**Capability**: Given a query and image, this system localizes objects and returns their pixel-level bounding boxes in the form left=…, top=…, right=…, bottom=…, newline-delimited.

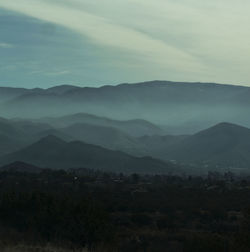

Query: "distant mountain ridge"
left=0, top=135, right=176, bottom=174
left=1, top=81, right=250, bottom=134
left=158, top=122, right=250, bottom=171
left=1, top=114, right=250, bottom=173
left=0, top=115, right=161, bottom=157
left=1, top=80, right=250, bottom=173
left=38, top=113, right=163, bottom=136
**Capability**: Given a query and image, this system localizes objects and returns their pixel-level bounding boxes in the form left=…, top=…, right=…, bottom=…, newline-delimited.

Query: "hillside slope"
left=165, top=123, right=250, bottom=169
left=0, top=135, right=176, bottom=174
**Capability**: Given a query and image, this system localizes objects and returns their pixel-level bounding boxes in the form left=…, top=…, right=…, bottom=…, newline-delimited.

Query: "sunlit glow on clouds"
left=0, top=0, right=250, bottom=87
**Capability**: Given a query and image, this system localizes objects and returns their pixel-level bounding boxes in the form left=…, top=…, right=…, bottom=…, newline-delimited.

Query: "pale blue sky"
left=0, top=0, right=250, bottom=88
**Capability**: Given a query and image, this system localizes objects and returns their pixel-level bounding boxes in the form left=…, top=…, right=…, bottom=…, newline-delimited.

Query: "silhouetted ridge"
left=40, top=113, right=163, bottom=137
left=0, top=135, right=176, bottom=174
left=46, top=85, right=81, bottom=94
left=195, top=122, right=250, bottom=138
left=164, top=122, right=250, bottom=169
left=0, top=161, right=41, bottom=173
left=2, top=81, right=250, bottom=135
left=35, top=135, right=66, bottom=145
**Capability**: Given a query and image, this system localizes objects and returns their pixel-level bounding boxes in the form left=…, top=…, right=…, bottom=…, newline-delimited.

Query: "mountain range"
left=0, top=114, right=161, bottom=156
left=35, top=113, right=163, bottom=137
left=0, top=113, right=250, bottom=173
left=143, top=122, right=250, bottom=172
left=1, top=81, right=250, bottom=134
left=1, top=81, right=250, bottom=173
left=0, top=135, right=175, bottom=174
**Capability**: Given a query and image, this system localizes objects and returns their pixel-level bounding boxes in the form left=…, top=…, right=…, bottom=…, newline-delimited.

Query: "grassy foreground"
left=0, top=244, right=89, bottom=252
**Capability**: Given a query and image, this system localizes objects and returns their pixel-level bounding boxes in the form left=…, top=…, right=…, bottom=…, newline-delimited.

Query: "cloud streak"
left=1, top=0, right=250, bottom=86
left=0, top=0, right=204, bottom=73
left=0, top=42, right=14, bottom=48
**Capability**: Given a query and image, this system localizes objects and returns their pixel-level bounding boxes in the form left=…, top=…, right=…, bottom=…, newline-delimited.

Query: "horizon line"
left=0, top=79, right=250, bottom=90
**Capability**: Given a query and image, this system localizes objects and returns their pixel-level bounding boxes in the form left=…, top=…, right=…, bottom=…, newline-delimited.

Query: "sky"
left=0, top=0, right=250, bottom=88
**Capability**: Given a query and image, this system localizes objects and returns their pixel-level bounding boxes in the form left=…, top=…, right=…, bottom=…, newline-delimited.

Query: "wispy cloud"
left=0, top=0, right=204, bottom=74
left=30, top=69, right=70, bottom=76
left=0, top=42, right=14, bottom=48
left=45, top=70, right=71, bottom=76
left=1, top=0, right=250, bottom=86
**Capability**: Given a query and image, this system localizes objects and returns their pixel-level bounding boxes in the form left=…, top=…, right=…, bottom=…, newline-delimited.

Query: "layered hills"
left=0, top=135, right=174, bottom=174
left=1, top=81, right=250, bottom=173
left=0, top=114, right=250, bottom=173
left=165, top=123, right=250, bottom=169
left=1, top=81, right=250, bottom=133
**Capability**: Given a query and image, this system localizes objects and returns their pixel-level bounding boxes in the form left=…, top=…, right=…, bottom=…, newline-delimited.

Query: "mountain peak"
left=36, top=135, right=66, bottom=145
left=203, top=122, right=250, bottom=132
left=46, top=85, right=81, bottom=94
left=196, top=122, right=250, bottom=137
left=214, top=122, right=242, bottom=128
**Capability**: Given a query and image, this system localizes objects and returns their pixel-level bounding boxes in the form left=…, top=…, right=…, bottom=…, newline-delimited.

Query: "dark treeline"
left=1, top=169, right=250, bottom=251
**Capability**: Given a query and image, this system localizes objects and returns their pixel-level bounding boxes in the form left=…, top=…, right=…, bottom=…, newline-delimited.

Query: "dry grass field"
left=0, top=245, right=89, bottom=252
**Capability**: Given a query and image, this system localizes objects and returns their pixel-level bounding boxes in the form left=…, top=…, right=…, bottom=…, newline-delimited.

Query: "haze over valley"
left=0, top=81, right=250, bottom=174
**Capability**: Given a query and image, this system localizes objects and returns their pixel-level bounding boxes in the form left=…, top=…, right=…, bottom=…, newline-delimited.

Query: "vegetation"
left=1, top=169, right=250, bottom=251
